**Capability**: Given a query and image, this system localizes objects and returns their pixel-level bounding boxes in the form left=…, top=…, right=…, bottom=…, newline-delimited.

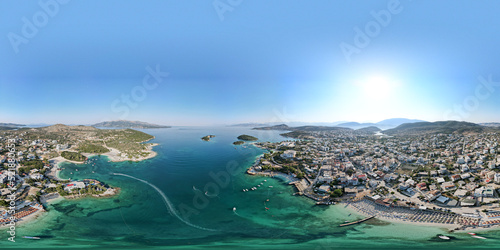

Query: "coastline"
left=82, top=143, right=159, bottom=162
left=342, top=198, right=500, bottom=233
left=343, top=201, right=457, bottom=231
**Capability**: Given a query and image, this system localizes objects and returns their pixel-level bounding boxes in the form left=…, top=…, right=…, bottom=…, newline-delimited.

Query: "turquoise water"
left=2, top=127, right=500, bottom=249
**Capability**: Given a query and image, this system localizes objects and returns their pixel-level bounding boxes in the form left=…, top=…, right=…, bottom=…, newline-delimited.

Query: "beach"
left=342, top=197, right=499, bottom=232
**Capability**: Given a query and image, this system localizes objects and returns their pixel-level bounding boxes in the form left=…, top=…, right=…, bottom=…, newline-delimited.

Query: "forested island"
left=237, top=134, right=258, bottom=141
left=233, top=141, right=245, bottom=145
left=201, top=135, right=216, bottom=141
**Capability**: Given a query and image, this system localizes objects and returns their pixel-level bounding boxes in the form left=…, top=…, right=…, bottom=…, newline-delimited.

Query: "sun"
left=359, top=75, right=397, bottom=99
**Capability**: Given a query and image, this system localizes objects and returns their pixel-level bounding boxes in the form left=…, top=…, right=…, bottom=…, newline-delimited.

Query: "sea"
left=2, top=127, right=500, bottom=249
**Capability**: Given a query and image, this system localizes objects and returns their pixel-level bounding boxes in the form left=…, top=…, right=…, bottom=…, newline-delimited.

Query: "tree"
left=330, top=189, right=343, bottom=198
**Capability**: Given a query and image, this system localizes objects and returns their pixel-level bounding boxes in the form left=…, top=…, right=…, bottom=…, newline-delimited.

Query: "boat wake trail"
left=113, top=173, right=218, bottom=232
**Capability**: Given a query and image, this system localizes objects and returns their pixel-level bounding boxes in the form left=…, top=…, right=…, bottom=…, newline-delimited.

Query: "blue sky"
left=1, top=0, right=500, bottom=126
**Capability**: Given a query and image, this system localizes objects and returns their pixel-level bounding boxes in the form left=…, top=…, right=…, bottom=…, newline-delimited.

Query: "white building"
left=281, top=150, right=296, bottom=159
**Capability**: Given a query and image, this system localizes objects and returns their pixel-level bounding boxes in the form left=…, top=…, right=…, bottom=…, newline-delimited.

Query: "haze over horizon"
left=1, top=0, right=500, bottom=126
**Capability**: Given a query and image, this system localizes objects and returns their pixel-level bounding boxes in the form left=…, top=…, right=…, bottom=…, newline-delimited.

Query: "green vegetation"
left=98, top=129, right=154, bottom=158
left=233, top=141, right=245, bottom=145
left=0, top=200, right=9, bottom=207
left=61, top=151, right=86, bottom=162
left=201, top=135, right=215, bottom=141
left=78, top=143, right=110, bottom=153
left=330, top=189, right=343, bottom=198
left=237, top=134, right=258, bottom=141
left=18, top=159, right=46, bottom=174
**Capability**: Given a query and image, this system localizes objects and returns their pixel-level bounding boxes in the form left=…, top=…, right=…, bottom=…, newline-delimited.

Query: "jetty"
left=339, top=216, right=375, bottom=227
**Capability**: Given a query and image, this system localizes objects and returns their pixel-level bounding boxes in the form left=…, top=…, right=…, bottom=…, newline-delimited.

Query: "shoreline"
left=82, top=143, right=159, bottom=163
left=342, top=198, right=500, bottom=233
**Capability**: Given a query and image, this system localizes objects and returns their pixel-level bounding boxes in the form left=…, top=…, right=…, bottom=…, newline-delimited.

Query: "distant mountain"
left=337, top=122, right=377, bottom=129
left=253, top=124, right=291, bottom=130
left=0, top=122, right=25, bottom=128
left=253, top=124, right=352, bottom=132
left=376, top=118, right=427, bottom=129
left=383, top=121, right=487, bottom=136
left=356, top=126, right=382, bottom=133
left=229, top=123, right=272, bottom=127
left=480, top=122, right=500, bottom=127
left=335, top=118, right=426, bottom=130
left=92, top=120, right=170, bottom=129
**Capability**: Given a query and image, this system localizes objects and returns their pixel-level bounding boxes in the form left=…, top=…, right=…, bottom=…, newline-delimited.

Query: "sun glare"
left=359, top=75, right=397, bottom=99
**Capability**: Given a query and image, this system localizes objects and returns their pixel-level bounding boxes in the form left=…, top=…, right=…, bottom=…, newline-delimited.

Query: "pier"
left=339, top=216, right=375, bottom=227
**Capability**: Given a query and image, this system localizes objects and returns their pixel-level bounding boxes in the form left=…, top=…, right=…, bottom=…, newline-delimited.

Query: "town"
left=0, top=124, right=156, bottom=227
left=248, top=127, right=500, bottom=231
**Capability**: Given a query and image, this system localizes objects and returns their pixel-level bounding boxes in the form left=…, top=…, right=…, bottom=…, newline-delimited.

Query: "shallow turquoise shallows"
left=2, top=127, right=500, bottom=249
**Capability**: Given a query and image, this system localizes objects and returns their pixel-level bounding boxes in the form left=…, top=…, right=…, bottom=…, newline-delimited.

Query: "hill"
left=480, top=122, right=500, bottom=127
left=237, top=135, right=258, bottom=141
left=376, top=118, right=427, bottom=129
left=383, top=121, right=487, bottom=136
left=253, top=124, right=351, bottom=132
left=92, top=120, right=170, bottom=129
left=252, top=124, right=290, bottom=130
left=0, top=122, right=25, bottom=128
left=337, top=122, right=377, bottom=129
left=356, top=126, right=382, bottom=133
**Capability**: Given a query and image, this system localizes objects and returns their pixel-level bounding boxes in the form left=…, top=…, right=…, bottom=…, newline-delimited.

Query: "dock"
left=339, top=216, right=375, bottom=227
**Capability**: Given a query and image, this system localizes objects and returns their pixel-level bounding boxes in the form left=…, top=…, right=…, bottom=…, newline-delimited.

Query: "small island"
left=233, top=141, right=245, bottom=145
left=237, top=134, right=258, bottom=141
left=201, top=135, right=216, bottom=141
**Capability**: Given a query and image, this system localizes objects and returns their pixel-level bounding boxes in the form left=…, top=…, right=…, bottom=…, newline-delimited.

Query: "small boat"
left=348, top=214, right=352, bottom=217
left=264, top=180, right=267, bottom=182
left=269, top=186, right=273, bottom=188
left=472, top=235, right=487, bottom=239
left=468, top=233, right=476, bottom=235
left=438, top=235, right=450, bottom=240
left=233, top=207, right=236, bottom=211
left=344, top=221, right=349, bottom=223
left=23, top=236, right=40, bottom=240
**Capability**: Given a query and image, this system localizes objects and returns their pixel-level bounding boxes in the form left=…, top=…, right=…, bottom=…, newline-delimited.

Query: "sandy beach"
left=81, top=143, right=159, bottom=162
left=344, top=198, right=471, bottom=231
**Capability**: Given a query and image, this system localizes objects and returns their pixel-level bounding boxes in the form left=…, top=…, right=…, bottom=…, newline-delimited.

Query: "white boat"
left=233, top=207, right=236, bottom=211
left=472, top=235, right=487, bottom=239
left=269, top=186, right=273, bottom=188
left=23, top=236, right=40, bottom=240
left=438, top=236, right=450, bottom=240
left=468, top=233, right=476, bottom=235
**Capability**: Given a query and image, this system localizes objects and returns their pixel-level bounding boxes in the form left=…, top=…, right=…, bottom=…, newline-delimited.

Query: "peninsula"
left=0, top=124, right=159, bottom=227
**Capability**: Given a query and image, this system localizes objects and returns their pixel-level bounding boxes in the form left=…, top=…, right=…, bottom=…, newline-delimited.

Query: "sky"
left=1, top=0, right=500, bottom=126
